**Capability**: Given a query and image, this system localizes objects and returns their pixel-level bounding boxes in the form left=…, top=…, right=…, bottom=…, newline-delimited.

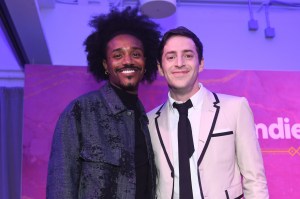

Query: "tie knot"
left=173, top=99, right=193, bottom=115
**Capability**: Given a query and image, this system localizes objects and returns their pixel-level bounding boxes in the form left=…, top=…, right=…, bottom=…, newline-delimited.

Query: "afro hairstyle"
left=84, top=6, right=161, bottom=83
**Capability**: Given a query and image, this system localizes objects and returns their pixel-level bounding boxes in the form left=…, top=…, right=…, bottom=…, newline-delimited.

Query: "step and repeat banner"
left=22, top=65, right=300, bottom=198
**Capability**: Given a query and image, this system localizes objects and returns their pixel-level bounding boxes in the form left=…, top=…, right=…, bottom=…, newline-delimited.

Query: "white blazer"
left=147, top=87, right=269, bottom=199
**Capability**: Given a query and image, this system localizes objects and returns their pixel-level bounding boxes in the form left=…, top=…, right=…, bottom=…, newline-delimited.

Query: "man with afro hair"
left=47, top=7, right=161, bottom=199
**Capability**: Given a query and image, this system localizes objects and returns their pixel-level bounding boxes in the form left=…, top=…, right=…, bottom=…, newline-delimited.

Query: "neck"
left=169, top=84, right=200, bottom=102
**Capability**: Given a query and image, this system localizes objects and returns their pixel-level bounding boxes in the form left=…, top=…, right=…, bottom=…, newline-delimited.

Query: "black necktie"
left=173, top=99, right=194, bottom=199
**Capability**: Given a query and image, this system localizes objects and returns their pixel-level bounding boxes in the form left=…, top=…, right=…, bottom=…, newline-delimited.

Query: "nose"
left=176, top=56, right=184, bottom=67
left=123, top=54, right=133, bottom=65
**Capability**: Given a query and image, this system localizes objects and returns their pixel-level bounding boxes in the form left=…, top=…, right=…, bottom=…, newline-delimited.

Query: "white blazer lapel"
left=155, top=103, right=174, bottom=167
left=197, top=89, right=220, bottom=164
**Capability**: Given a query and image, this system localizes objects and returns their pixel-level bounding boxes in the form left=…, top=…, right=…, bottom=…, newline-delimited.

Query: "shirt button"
left=127, top=111, right=132, bottom=116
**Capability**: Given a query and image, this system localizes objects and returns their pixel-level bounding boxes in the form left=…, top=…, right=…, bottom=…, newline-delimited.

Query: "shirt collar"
left=168, top=83, right=205, bottom=111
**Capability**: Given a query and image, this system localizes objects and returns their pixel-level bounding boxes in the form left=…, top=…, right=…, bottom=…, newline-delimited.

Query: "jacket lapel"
left=155, top=103, right=174, bottom=168
left=197, top=89, right=220, bottom=165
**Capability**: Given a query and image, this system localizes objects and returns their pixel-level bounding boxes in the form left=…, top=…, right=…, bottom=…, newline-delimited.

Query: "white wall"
left=158, top=4, right=300, bottom=71
left=40, top=3, right=300, bottom=71
left=39, top=4, right=111, bottom=67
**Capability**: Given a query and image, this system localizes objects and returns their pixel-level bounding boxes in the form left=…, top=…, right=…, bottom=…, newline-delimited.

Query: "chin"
left=170, top=84, right=191, bottom=92
left=171, top=82, right=187, bottom=89
left=121, top=82, right=138, bottom=92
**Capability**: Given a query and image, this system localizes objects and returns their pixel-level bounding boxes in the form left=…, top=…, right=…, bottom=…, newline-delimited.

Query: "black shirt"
left=111, top=85, right=150, bottom=199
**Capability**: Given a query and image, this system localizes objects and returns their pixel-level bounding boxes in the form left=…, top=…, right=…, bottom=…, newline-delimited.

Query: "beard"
left=118, top=64, right=143, bottom=92
left=108, top=64, right=144, bottom=93
left=119, top=79, right=138, bottom=92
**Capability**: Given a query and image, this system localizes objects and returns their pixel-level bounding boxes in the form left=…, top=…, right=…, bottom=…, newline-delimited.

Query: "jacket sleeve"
left=235, top=98, right=269, bottom=199
left=46, top=104, right=82, bottom=198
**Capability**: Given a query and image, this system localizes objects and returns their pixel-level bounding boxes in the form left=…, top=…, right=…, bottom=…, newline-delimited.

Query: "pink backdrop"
left=23, top=64, right=300, bottom=198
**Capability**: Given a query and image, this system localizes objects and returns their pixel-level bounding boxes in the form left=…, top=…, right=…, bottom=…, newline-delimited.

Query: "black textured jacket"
left=46, top=82, right=156, bottom=199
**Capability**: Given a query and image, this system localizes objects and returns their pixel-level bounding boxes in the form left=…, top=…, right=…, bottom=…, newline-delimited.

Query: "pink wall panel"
left=22, top=65, right=300, bottom=198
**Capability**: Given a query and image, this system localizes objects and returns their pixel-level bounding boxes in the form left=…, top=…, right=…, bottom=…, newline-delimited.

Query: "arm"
left=46, top=104, right=82, bottom=198
left=235, top=98, right=269, bottom=199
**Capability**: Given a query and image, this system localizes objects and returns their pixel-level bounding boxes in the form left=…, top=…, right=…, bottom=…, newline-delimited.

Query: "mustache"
left=115, top=64, right=142, bottom=72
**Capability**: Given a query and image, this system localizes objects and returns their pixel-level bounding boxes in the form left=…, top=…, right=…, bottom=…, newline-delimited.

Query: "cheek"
left=106, top=60, right=120, bottom=71
left=161, top=62, right=172, bottom=73
left=136, top=58, right=146, bottom=67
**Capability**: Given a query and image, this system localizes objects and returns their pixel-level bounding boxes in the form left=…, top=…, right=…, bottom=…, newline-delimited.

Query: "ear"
left=103, top=59, right=108, bottom=70
left=198, top=58, right=204, bottom=72
left=157, top=61, right=164, bottom=76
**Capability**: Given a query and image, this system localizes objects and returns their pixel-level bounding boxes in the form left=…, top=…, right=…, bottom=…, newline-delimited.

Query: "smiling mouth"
left=119, top=69, right=136, bottom=74
left=116, top=66, right=141, bottom=74
left=173, top=70, right=189, bottom=74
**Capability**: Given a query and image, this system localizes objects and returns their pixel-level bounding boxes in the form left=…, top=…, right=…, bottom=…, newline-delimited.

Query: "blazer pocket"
left=211, top=130, right=233, bottom=137
left=79, top=146, right=121, bottom=166
left=225, top=183, right=244, bottom=199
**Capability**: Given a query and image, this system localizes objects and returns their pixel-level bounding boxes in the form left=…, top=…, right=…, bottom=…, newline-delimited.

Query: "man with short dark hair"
left=148, top=26, right=269, bottom=199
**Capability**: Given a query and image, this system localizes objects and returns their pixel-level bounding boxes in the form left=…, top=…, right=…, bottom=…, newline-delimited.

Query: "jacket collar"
left=100, top=82, right=148, bottom=121
left=100, top=82, right=127, bottom=115
left=154, top=86, right=220, bottom=165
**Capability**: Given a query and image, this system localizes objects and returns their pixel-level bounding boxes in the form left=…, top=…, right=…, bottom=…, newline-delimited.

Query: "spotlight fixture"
left=139, top=0, right=176, bottom=18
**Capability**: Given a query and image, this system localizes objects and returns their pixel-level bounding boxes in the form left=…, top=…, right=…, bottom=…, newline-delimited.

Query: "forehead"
left=106, top=34, right=143, bottom=51
left=163, top=35, right=196, bottom=53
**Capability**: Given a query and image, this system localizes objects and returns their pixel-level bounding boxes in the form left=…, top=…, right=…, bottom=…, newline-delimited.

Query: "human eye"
left=112, top=52, right=122, bottom=59
left=166, top=54, right=176, bottom=61
left=132, top=50, right=143, bottom=58
left=184, top=53, right=194, bottom=59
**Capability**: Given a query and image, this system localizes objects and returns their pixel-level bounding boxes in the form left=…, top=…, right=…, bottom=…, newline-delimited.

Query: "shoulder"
left=71, top=90, right=101, bottom=106
left=200, top=84, right=248, bottom=105
left=60, top=90, right=102, bottom=116
left=212, top=92, right=252, bottom=115
left=201, top=86, right=245, bottom=104
left=67, top=82, right=113, bottom=106
left=215, top=93, right=247, bottom=103
left=203, top=87, right=250, bottom=111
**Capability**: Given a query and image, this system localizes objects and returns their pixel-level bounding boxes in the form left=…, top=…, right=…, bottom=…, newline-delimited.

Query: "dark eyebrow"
left=182, top=49, right=194, bottom=53
left=112, top=47, right=143, bottom=53
left=132, top=47, right=143, bottom=51
left=164, top=49, right=194, bottom=55
left=164, top=51, right=176, bottom=55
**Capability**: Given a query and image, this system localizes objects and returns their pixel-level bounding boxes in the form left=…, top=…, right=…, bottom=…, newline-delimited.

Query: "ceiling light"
left=140, top=0, right=176, bottom=18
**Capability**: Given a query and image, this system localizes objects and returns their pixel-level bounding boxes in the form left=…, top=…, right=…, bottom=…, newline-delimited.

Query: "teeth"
left=121, top=69, right=135, bottom=74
